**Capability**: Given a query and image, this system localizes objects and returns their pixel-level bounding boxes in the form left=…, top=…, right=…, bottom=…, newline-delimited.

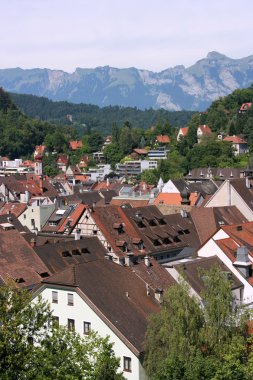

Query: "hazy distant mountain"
left=1, top=52, right=253, bottom=111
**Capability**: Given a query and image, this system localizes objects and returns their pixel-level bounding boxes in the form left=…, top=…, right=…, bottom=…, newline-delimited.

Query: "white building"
left=33, top=258, right=159, bottom=380
left=19, top=197, right=55, bottom=232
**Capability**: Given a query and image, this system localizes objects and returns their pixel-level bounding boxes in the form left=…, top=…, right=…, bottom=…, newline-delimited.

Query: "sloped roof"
left=69, top=140, right=83, bottom=150
left=223, top=135, right=247, bottom=144
left=179, top=127, right=188, bottom=136
left=197, top=125, right=212, bottom=134
left=0, top=203, right=27, bottom=218
left=190, top=206, right=247, bottom=245
left=156, top=135, right=171, bottom=143
left=0, top=228, right=50, bottom=287
left=174, top=256, right=243, bottom=295
left=41, top=258, right=160, bottom=354
left=153, top=192, right=200, bottom=206
left=35, top=236, right=106, bottom=274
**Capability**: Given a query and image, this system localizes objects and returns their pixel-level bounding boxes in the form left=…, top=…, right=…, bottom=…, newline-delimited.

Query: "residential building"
left=33, top=257, right=163, bottom=380
left=177, top=127, right=188, bottom=141
left=197, top=125, right=212, bottom=143
left=116, top=160, right=157, bottom=177
left=223, top=135, right=249, bottom=156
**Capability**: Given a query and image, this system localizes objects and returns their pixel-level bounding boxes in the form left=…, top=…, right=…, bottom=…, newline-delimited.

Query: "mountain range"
left=1, top=52, right=253, bottom=111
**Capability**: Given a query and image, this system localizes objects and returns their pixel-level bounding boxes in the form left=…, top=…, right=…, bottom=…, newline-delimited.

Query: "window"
left=31, top=218, right=35, bottom=226
left=67, top=293, right=74, bottom=306
left=23, top=214, right=26, bottom=220
left=67, top=318, right=75, bottom=331
left=52, top=291, right=58, bottom=304
left=123, top=356, right=132, bottom=372
left=52, top=316, right=59, bottom=326
left=83, top=321, right=91, bottom=334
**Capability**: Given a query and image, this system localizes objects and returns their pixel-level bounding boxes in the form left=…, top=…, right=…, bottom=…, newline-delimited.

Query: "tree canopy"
left=144, top=267, right=253, bottom=380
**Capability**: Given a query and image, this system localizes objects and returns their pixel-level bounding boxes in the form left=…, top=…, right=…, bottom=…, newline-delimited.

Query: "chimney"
left=125, top=252, right=134, bottom=267
left=30, top=238, right=36, bottom=248
left=155, top=288, right=164, bottom=303
left=25, top=190, right=30, bottom=203
left=180, top=209, right=188, bottom=218
left=75, top=228, right=81, bottom=240
left=246, top=177, right=251, bottom=189
left=144, top=255, right=150, bottom=267
left=233, top=246, right=252, bottom=278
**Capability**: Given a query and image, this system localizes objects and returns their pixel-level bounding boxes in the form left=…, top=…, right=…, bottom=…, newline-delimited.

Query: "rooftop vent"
left=236, top=225, right=243, bottom=231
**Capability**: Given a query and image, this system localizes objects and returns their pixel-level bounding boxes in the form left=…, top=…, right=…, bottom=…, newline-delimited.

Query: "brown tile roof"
left=190, top=206, right=247, bottom=244
left=131, top=256, right=176, bottom=291
left=41, top=258, right=160, bottom=354
left=35, top=236, right=107, bottom=274
left=174, top=256, right=243, bottom=295
left=110, top=199, right=149, bottom=207
left=0, top=228, right=50, bottom=287
left=133, top=148, right=148, bottom=155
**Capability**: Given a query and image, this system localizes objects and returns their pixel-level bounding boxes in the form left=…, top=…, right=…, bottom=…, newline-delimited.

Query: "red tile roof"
left=240, top=103, right=252, bottom=111
left=153, top=192, right=200, bottom=206
left=180, top=127, right=188, bottom=136
left=156, top=135, right=171, bottom=143
left=0, top=203, right=27, bottom=218
left=58, top=204, right=86, bottom=233
left=34, top=145, right=46, bottom=156
left=223, top=135, right=247, bottom=144
left=198, top=125, right=212, bottom=135
left=69, top=140, right=83, bottom=150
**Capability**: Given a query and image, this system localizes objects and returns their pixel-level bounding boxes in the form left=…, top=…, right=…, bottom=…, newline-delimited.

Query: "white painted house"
left=197, top=223, right=253, bottom=306
left=33, top=259, right=160, bottom=380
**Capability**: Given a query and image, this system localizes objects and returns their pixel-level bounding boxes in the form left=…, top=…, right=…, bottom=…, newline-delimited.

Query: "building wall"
left=36, top=286, right=147, bottom=380
left=19, top=204, right=55, bottom=231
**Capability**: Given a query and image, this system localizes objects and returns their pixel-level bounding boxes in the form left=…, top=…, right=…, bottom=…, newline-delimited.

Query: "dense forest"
left=0, top=88, right=78, bottom=159
left=1, top=85, right=253, bottom=180
left=9, top=92, right=195, bottom=135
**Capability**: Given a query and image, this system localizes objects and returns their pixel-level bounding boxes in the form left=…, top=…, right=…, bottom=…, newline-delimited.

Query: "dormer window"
left=149, top=219, right=157, bottom=226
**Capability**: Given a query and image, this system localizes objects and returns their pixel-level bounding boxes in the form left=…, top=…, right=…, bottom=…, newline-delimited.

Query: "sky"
left=1, top=0, right=253, bottom=73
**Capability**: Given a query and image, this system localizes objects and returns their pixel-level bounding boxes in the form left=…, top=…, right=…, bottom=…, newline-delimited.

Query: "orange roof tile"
left=58, top=204, right=86, bottom=232
left=69, top=140, right=83, bottom=150
left=156, top=135, right=171, bottom=143
left=223, top=135, right=247, bottom=144
left=153, top=192, right=200, bottom=206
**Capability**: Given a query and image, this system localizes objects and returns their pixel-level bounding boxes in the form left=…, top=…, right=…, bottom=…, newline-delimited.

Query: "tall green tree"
left=144, top=267, right=253, bottom=380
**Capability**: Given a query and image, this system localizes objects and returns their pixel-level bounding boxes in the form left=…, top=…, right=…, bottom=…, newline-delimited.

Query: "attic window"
left=39, top=272, right=49, bottom=278
left=149, top=219, right=157, bottom=226
left=158, top=218, right=166, bottom=225
left=72, top=249, right=81, bottom=255
left=81, top=248, right=90, bottom=254
left=163, top=237, right=172, bottom=245
left=62, top=250, right=72, bottom=257
left=153, top=239, right=162, bottom=246
left=136, top=220, right=146, bottom=228
left=15, top=277, right=25, bottom=283
left=237, top=226, right=243, bottom=231
left=173, top=236, right=181, bottom=243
